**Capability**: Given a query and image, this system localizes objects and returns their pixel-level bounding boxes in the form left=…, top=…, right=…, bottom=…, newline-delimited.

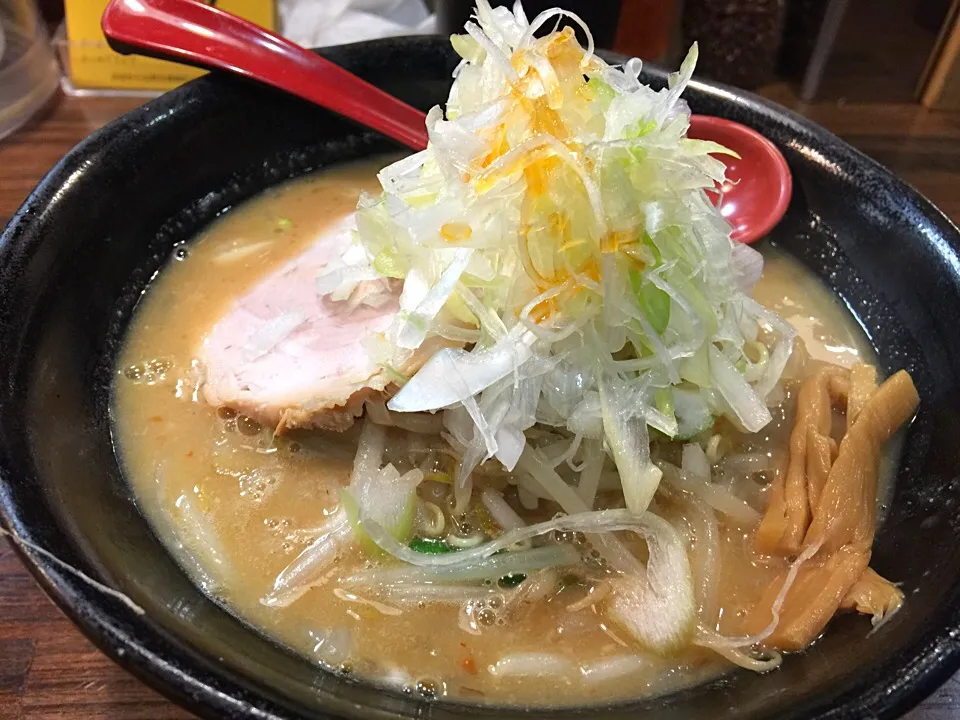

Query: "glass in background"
left=0, top=0, right=60, bottom=141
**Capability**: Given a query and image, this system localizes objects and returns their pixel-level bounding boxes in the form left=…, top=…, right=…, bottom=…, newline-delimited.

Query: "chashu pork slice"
left=199, top=214, right=400, bottom=432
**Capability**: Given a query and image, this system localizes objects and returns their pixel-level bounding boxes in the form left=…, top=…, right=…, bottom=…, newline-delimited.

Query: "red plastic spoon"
left=688, top=115, right=792, bottom=244
left=101, top=0, right=429, bottom=149
left=101, top=0, right=791, bottom=244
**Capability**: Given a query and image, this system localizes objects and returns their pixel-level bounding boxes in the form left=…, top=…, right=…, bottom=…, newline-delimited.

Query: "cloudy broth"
left=113, top=159, right=886, bottom=705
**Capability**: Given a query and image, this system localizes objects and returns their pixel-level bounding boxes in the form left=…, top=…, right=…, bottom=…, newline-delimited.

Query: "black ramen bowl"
left=1, top=37, right=959, bottom=720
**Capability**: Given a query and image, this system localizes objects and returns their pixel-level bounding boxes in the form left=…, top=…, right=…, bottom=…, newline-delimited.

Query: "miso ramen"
left=112, top=4, right=917, bottom=708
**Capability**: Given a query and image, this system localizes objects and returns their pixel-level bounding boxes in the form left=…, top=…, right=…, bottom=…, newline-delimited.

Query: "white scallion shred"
left=301, top=0, right=801, bottom=676
left=490, top=652, right=575, bottom=677
left=315, top=0, right=792, bottom=511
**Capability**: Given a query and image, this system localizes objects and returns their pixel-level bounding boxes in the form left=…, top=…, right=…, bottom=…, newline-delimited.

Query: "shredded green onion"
left=410, top=537, right=456, bottom=554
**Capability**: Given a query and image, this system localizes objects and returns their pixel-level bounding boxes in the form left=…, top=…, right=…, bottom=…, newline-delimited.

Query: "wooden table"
left=1, top=91, right=959, bottom=720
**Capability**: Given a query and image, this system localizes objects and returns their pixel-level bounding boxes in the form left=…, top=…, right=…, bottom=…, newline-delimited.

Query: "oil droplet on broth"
left=123, top=357, right=173, bottom=384
left=217, top=406, right=237, bottom=420
left=236, top=415, right=261, bottom=436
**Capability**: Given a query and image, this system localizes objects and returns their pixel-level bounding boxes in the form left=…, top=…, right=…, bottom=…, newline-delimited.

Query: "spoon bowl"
left=688, top=114, right=794, bottom=244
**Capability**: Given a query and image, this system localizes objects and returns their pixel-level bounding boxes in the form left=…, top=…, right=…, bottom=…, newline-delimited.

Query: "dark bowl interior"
left=2, top=37, right=960, bottom=720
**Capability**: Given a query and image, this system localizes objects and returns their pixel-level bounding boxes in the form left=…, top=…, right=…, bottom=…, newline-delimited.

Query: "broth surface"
left=113, top=159, right=887, bottom=705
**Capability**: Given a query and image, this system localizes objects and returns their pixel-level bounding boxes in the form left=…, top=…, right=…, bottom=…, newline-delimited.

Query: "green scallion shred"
left=655, top=387, right=674, bottom=418
left=373, top=249, right=405, bottom=279
left=586, top=77, right=615, bottom=102
left=409, top=537, right=456, bottom=554
left=629, top=268, right=671, bottom=334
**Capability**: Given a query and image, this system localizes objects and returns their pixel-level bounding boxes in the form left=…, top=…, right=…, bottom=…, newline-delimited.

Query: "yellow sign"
left=64, top=1, right=277, bottom=91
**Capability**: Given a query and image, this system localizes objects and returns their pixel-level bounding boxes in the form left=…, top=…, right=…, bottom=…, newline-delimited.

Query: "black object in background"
left=36, top=0, right=65, bottom=29
left=681, top=0, right=787, bottom=90
left=916, top=0, right=954, bottom=31
left=435, top=0, right=624, bottom=49
left=779, top=0, right=832, bottom=81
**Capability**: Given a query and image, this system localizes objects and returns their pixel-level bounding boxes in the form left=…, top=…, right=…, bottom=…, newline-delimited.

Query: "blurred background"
left=1, top=2, right=959, bottom=718
left=5, top=0, right=958, bottom=127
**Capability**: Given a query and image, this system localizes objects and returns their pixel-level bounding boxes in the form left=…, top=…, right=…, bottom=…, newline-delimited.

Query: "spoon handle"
left=101, top=0, right=430, bottom=151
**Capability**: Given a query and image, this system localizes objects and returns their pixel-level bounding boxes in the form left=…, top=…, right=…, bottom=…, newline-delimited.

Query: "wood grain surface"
left=1, top=89, right=959, bottom=720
